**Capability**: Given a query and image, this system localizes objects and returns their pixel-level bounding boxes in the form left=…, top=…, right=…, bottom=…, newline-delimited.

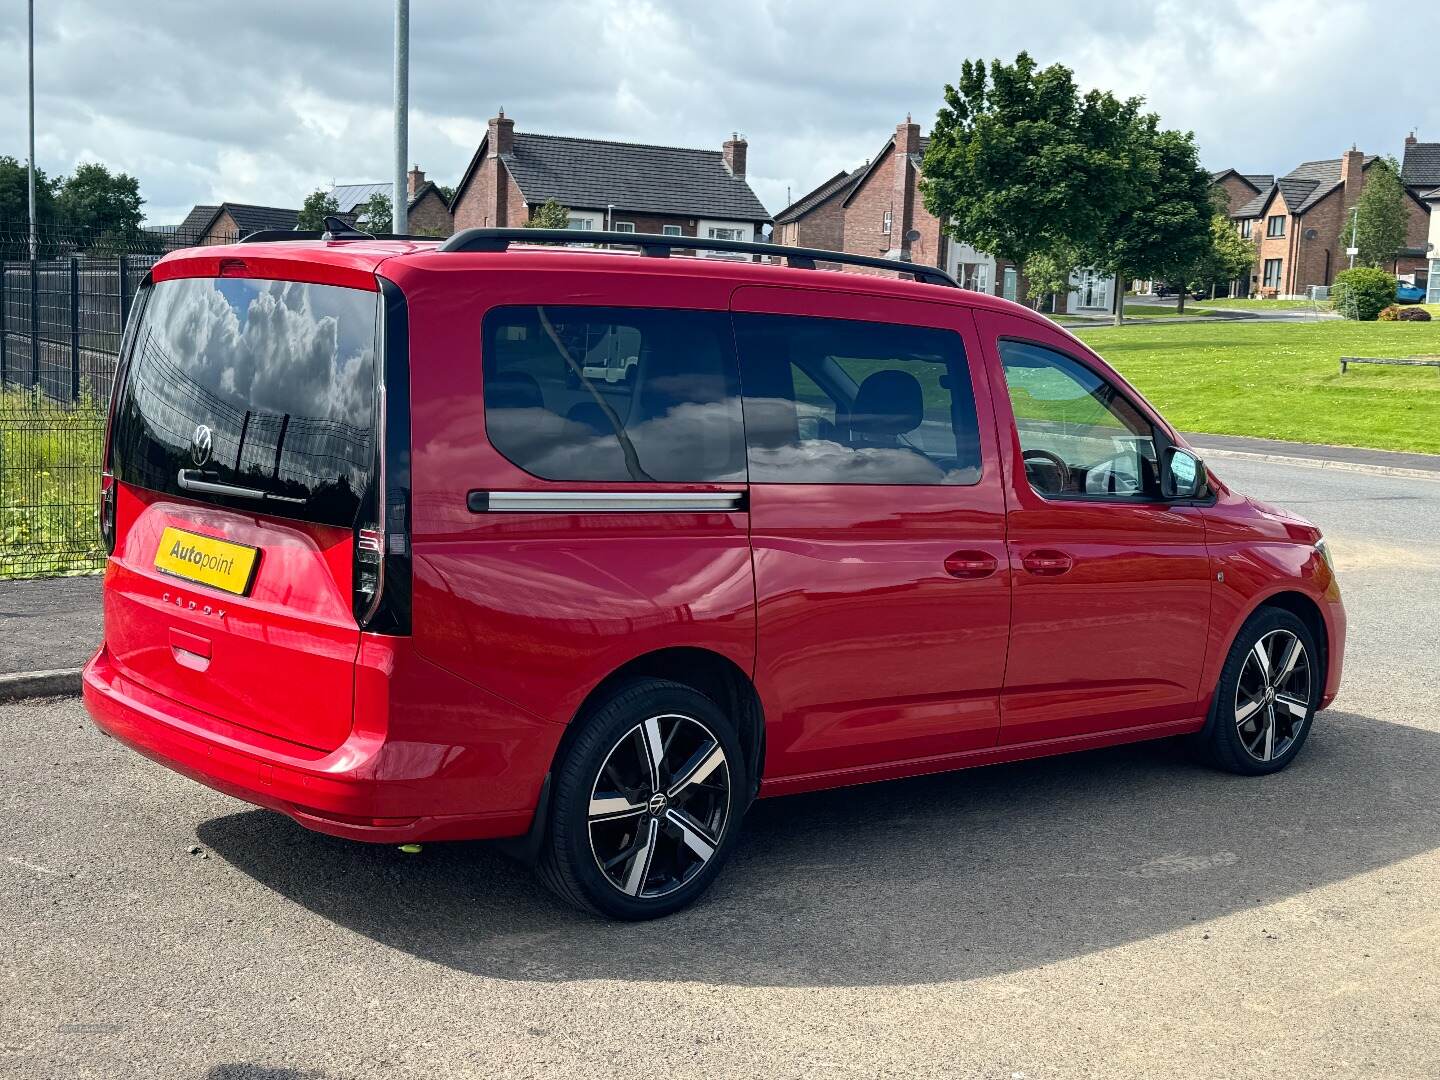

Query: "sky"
left=1, top=0, right=1432, bottom=225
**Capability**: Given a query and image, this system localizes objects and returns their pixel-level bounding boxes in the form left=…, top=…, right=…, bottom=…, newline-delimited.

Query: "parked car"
left=85, top=229, right=1346, bottom=920
left=1396, top=280, right=1426, bottom=304
left=1152, top=282, right=1206, bottom=300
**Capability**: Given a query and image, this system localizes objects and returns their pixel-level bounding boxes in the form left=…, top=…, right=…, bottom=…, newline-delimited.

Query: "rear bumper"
left=83, top=641, right=557, bottom=844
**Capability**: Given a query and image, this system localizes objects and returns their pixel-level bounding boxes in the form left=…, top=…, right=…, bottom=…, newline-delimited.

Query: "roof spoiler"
left=435, top=228, right=960, bottom=287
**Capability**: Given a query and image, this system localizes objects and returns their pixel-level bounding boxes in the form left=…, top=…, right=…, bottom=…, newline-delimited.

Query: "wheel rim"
left=1234, top=628, right=1312, bottom=763
left=587, top=713, right=731, bottom=900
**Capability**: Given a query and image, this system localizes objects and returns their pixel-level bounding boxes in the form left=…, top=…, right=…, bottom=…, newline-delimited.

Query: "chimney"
left=723, top=133, right=747, bottom=178
left=1406, top=131, right=1418, bottom=148
left=1341, top=144, right=1366, bottom=207
left=407, top=164, right=426, bottom=197
left=890, top=114, right=921, bottom=258
left=488, top=108, right=515, bottom=158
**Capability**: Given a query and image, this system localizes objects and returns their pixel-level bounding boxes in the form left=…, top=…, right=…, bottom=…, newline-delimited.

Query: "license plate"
left=154, top=527, right=259, bottom=596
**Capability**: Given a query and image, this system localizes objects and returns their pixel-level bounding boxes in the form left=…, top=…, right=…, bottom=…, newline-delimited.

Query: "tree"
left=1089, top=123, right=1214, bottom=322
left=435, top=183, right=455, bottom=203
left=1342, top=156, right=1408, bottom=270
left=525, top=198, right=570, bottom=229
left=296, top=188, right=339, bottom=231
left=54, top=161, right=144, bottom=247
left=1022, top=246, right=1078, bottom=310
left=1187, top=212, right=1256, bottom=299
left=922, top=52, right=1147, bottom=271
left=0, top=155, right=59, bottom=257
left=356, top=192, right=392, bottom=233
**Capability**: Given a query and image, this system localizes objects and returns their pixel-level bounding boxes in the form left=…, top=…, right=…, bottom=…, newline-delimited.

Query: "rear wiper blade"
left=177, top=470, right=305, bottom=504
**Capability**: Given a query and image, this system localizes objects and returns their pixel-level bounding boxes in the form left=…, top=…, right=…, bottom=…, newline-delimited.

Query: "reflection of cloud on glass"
left=487, top=400, right=745, bottom=483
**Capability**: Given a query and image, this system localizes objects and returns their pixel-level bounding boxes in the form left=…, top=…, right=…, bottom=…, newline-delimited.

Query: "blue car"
left=1396, top=281, right=1426, bottom=304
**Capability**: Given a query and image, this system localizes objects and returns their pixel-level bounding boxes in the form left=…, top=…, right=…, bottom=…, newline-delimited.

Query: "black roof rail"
left=435, top=228, right=959, bottom=287
left=238, top=226, right=438, bottom=244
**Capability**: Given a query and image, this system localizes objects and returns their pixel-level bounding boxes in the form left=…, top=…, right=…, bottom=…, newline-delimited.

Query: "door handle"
left=1021, top=549, right=1074, bottom=576
left=944, top=550, right=999, bottom=579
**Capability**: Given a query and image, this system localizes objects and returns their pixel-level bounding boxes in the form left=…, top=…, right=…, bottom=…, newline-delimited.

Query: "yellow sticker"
left=154, top=527, right=259, bottom=596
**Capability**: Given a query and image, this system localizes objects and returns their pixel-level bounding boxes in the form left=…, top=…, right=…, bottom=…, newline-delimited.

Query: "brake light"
left=218, top=258, right=249, bottom=277
left=99, top=472, right=117, bottom=555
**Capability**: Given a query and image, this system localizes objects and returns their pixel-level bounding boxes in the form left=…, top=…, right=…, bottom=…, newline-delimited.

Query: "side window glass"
left=997, top=339, right=1159, bottom=499
left=482, top=306, right=745, bottom=482
left=733, top=313, right=982, bottom=485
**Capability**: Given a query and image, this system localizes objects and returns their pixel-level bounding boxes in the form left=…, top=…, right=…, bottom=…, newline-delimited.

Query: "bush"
left=1378, top=304, right=1402, bottom=321
left=1331, top=267, right=1397, bottom=321
left=1397, top=306, right=1432, bottom=322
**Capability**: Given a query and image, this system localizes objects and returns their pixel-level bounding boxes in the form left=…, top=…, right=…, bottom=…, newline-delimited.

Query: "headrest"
left=850, top=369, right=923, bottom=436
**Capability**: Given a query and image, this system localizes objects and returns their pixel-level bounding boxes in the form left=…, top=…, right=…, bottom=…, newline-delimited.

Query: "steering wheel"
left=1022, top=448, right=1071, bottom=494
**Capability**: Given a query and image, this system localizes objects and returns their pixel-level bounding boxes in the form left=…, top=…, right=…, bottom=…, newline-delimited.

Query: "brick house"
left=1226, top=141, right=1433, bottom=298
left=449, top=110, right=770, bottom=241
left=1400, top=134, right=1440, bottom=294
left=195, top=203, right=299, bottom=245
left=773, top=116, right=1110, bottom=313
left=330, top=165, right=453, bottom=236
left=1210, top=170, right=1274, bottom=219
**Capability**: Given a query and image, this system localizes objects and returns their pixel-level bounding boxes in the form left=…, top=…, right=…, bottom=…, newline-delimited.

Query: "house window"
left=882, top=210, right=893, bottom=236
left=661, top=225, right=683, bottom=236
left=1263, top=258, right=1283, bottom=290
left=612, top=222, right=635, bottom=233
left=566, top=216, right=597, bottom=230
left=1239, top=219, right=1252, bottom=239
left=1428, top=260, right=1440, bottom=305
left=707, top=226, right=744, bottom=241
left=1266, top=215, right=1285, bottom=238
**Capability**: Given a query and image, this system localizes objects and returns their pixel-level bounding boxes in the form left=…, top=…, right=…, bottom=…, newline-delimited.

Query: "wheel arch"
left=1253, top=589, right=1329, bottom=687
left=556, top=647, right=766, bottom=802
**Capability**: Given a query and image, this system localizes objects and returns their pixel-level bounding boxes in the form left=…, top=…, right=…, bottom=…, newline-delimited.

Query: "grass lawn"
left=1191, top=297, right=1323, bottom=312
left=1072, top=318, right=1440, bottom=454
left=1115, top=305, right=1214, bottom=319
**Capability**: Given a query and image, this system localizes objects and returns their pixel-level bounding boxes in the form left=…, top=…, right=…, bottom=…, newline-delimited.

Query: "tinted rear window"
left=481, top=305, right=745, bottom=482
left=111, top=277, right=379, bottom=528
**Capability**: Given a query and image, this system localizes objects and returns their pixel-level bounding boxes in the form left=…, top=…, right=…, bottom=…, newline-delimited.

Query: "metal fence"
left=0, top=222, right=237, bottom=578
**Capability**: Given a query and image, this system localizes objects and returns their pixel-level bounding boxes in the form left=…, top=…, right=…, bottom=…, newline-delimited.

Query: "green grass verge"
left=0, top=389, right=106, bottom=579
left=1191, top=298, right=1325, bottom=311
left=1073, top=319, right=1440, bottom=454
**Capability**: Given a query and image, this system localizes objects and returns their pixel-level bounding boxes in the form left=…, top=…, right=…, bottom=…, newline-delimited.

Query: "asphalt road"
left=3, top=456, right=1438, bottom=1080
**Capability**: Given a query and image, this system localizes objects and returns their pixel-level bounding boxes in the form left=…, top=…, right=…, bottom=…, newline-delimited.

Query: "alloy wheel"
left=587, top=713, right=731, bottom=900
left=1234, top=628, right=1312, bottom=763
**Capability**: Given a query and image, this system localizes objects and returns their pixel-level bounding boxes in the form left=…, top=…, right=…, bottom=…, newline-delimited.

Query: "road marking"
left=5, top=856, right=59, bottom=876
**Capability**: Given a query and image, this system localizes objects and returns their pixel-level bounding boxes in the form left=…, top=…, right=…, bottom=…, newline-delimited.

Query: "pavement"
left=0, top=574, right=101, bottom=682
left=3, top=454, right=1440, bottom=1078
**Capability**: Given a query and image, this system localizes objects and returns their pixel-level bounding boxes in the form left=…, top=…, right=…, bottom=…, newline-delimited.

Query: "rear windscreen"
left=110, top=277, right=379, bottom=528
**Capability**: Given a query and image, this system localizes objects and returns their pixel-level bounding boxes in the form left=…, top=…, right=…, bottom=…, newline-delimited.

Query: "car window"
left=732, top=313, right=982, bottom=485
left=997, top=339, right=1160, bottom=499
left=482, top=305, right=745, bottom=482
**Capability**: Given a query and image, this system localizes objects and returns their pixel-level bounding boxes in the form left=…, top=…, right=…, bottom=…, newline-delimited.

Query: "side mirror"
left=1164, top=447, right=1207, bottom=500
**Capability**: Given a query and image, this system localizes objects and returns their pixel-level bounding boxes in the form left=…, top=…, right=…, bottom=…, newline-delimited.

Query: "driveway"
left=2, top=456, right=1437, bottom=1079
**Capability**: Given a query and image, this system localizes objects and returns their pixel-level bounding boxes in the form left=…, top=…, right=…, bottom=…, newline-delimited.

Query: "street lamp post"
left=1347, top=206, right=1360, bottom=270
left=28, top=0, right=37, bottom=259
left=392, top=0, right=409, bottom=236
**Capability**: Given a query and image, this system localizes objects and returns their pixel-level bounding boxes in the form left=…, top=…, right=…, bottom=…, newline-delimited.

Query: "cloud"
left=0, top=0, right=1433, bottom=224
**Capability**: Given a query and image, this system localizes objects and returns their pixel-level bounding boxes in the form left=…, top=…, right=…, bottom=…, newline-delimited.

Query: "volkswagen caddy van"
left=85, top=228, right=1345, bottom=920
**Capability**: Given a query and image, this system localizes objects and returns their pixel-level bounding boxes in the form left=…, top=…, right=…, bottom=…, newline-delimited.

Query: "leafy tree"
left=1090, top=123, right=1213, bottom=321
left=1332, top=266, right=1395, bottom=321
left=1341, top=156, right=1409, bottom=269
left=296, top=188, right=340, bottom=231
left=922, top=52, right=1147, bottom=271
left=54, top=162, right=144, bottom=245
left=435, top=183, right=455, bottom=203
left=0, top=155, right=59, bottom=257
left=356, top=192, right=392, bottom=234
left=525, top=198, right=570, bottom=229
left=1023, top=246, right=1078, bottom=309
left=1187, top=212, right=1256, bottom=299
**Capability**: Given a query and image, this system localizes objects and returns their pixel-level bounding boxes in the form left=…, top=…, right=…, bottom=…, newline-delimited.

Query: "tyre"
left=537, top=677, right=747, bottom=920
left=1192, top=607, right=1320, bottom=775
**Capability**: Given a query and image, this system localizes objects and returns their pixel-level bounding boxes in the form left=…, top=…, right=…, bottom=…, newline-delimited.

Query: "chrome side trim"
left=475, top=490, right=745, bottom=513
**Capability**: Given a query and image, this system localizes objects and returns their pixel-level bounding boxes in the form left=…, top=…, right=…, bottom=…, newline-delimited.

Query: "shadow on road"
left=198, top=709, right=1440, bottom=988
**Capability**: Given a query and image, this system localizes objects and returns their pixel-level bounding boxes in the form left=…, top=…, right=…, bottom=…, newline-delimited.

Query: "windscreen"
left=110, top=276, right=379, bottom=528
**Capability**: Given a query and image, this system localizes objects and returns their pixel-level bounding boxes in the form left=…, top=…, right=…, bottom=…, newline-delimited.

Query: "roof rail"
left=436, top=228, right=959, bottom=287
left=237, top=226, right=438, bottom=244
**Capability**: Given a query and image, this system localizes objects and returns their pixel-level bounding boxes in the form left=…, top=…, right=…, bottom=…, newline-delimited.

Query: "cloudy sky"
left=1, top=0, right=1433, bottom=224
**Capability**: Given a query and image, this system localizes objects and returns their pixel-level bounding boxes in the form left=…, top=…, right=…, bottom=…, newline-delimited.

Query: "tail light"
left=99, top=472, right=117, bottom=554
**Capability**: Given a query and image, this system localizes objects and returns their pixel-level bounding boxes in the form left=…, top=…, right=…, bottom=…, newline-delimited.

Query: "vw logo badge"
left=647, top=792, right=668, bottom=816
left=190, top=424, right=214, bottom=467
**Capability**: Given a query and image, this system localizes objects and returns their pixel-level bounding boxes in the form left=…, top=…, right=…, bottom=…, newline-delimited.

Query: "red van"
left=84, top=228, right=1345, bottom=919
